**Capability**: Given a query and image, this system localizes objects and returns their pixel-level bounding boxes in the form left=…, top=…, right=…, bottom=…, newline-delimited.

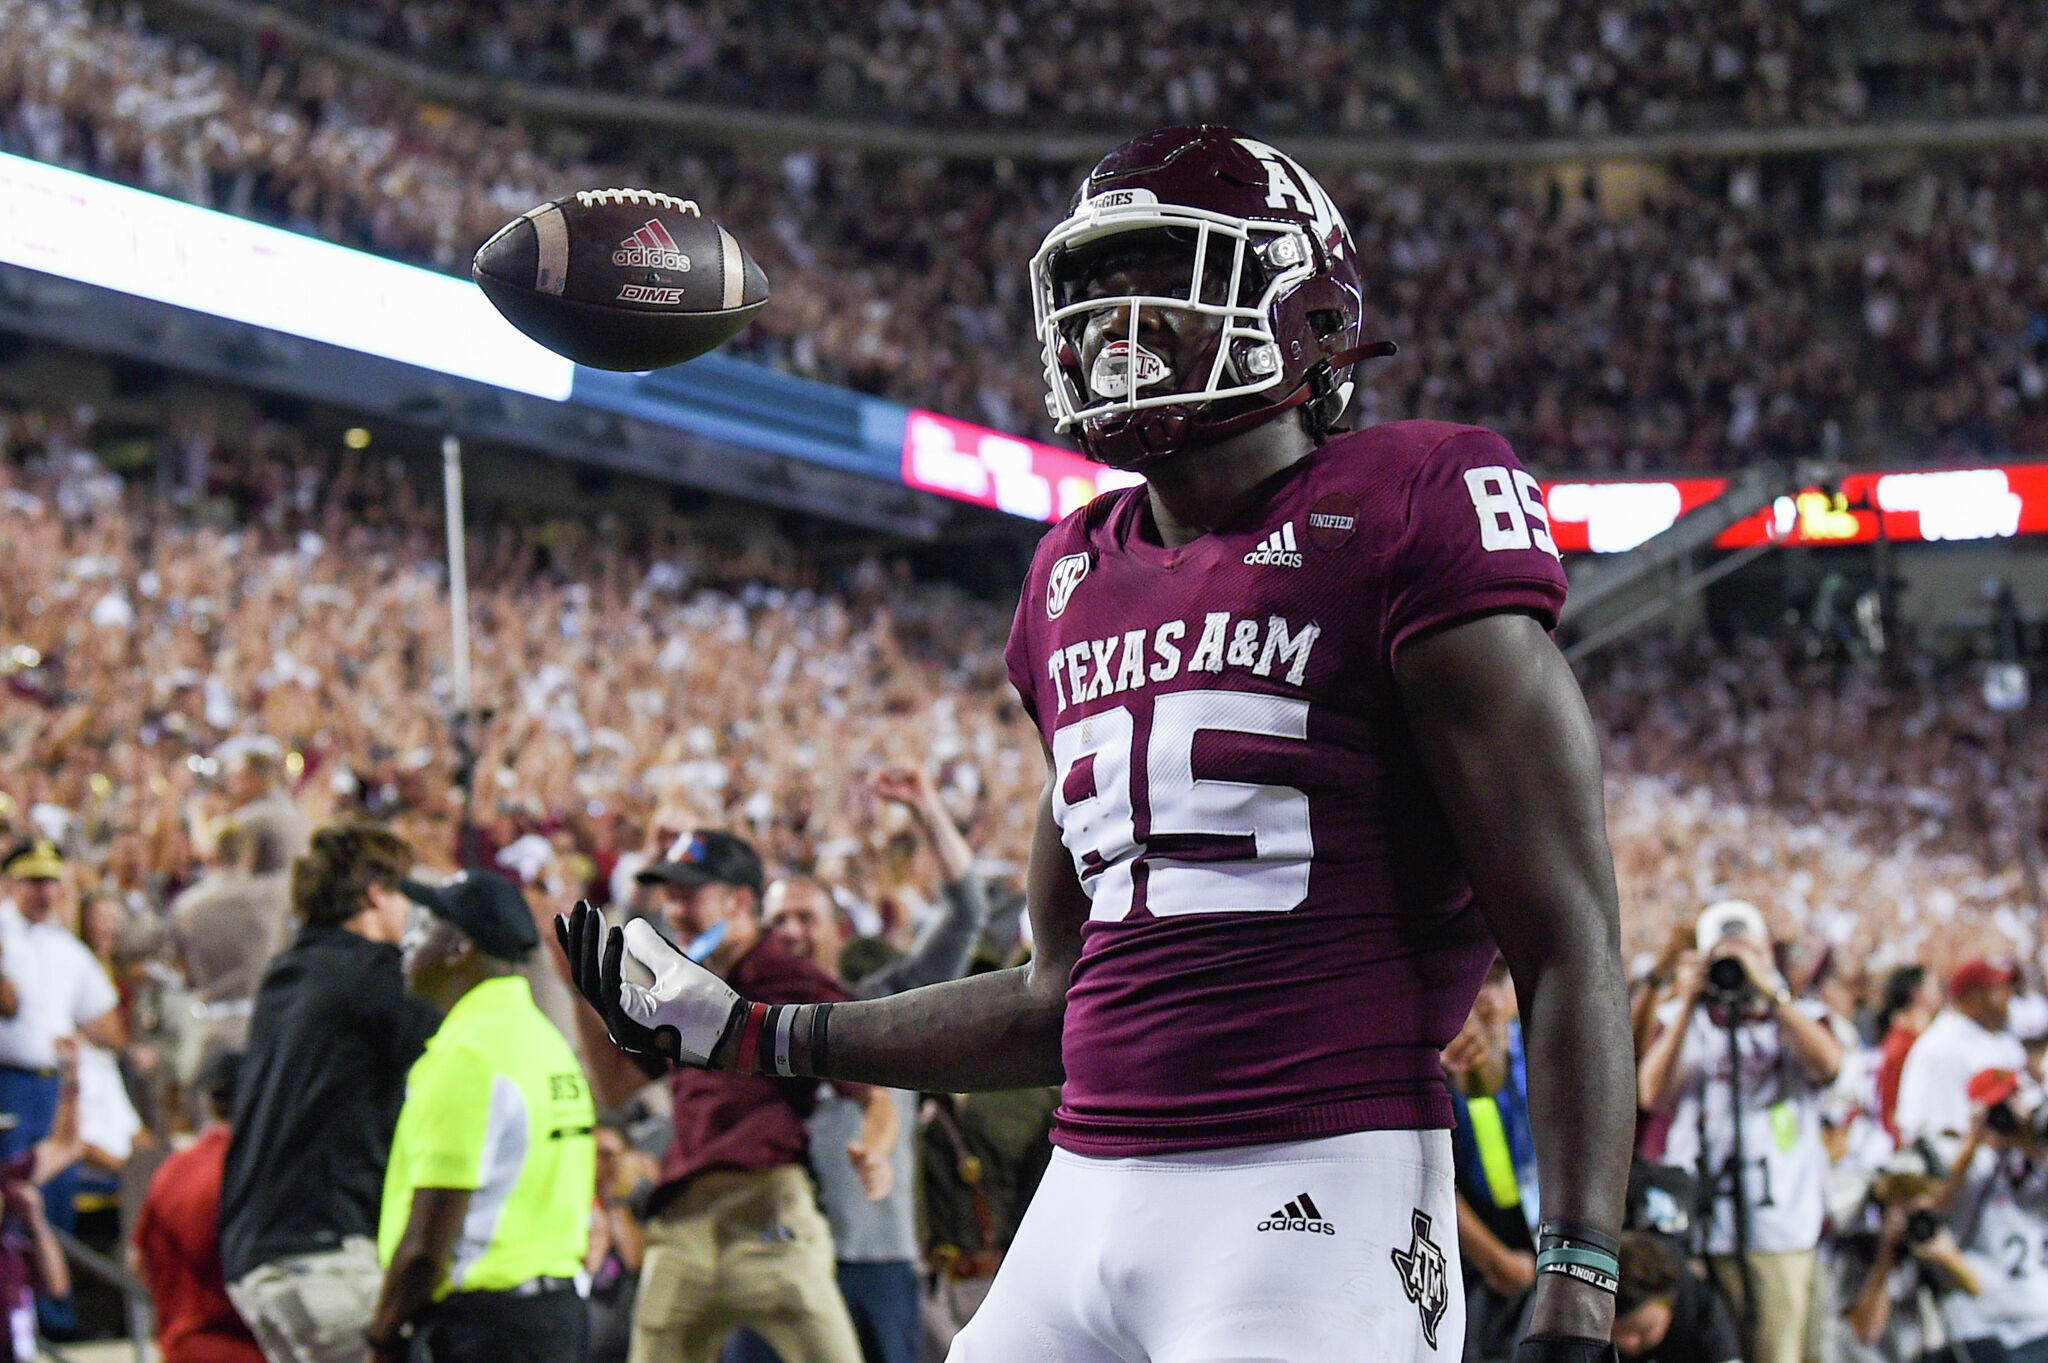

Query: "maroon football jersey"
left=1005, top=420, right=1569, bottom=1156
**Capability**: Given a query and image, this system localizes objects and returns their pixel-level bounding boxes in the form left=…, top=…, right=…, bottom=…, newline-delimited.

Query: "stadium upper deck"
left=259, top=0, right=2041, bottom=137
left=2, top=0, right=2044, bottom=469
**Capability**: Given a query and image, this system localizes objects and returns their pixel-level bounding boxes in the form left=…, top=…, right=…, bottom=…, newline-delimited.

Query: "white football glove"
left=616, top=918, right=746, bottom=1067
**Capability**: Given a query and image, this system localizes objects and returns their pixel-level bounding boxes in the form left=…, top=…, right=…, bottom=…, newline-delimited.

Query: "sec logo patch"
left=1047, top=552, right=1090, bottom=619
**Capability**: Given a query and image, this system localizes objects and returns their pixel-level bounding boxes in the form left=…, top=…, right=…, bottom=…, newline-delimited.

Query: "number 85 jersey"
left=1005, top=420, right=1569, bottom=1157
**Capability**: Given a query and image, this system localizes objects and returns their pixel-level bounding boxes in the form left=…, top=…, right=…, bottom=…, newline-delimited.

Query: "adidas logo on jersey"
left=1243, top=522, right=1302, bottom=567
left=1257, top=1192, right=1335, bottom=1235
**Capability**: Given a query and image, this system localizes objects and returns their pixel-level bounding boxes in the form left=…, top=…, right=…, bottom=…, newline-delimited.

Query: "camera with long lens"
left=1702, top=954, right=1753, bottom=1007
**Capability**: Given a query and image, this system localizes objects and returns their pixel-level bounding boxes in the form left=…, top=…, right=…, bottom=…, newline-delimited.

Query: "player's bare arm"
left=1396, top=611, right=1635, bottom=1344
left=558, top=775, right=1085, bottom=1093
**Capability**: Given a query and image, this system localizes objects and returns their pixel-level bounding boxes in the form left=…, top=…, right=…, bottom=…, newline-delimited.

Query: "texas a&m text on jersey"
left=1007, top=420, right=1566, bottom=1154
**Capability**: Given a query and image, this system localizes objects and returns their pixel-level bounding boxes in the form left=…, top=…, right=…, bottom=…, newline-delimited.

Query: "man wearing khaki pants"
left=574, top=831, right=896, bottom=1363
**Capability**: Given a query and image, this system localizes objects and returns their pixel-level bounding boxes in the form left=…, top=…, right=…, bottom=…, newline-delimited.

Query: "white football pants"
left=947, top=1127, right=1464, bottom=1363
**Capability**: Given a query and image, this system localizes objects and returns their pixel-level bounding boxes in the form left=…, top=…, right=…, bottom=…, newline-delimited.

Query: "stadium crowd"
left=2, top=0, right=2047, bottom=470
left=0, top=0, right=2046, bottom=1351
left=268, top=0, right=2042, bottom=136
left=0, top=382, right=2042, bottom=1359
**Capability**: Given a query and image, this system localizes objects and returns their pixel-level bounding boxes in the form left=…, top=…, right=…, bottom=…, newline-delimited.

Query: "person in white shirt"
left=1638, top=900, right=1844, bottom=1363
left=0, top=837, right=125, bottom=1334
left=0, top=841, right=124, bottom=1146
left=1893, top=959, right=2048, bottom=1363
left=1895, top=959, right=2026, bottom=1159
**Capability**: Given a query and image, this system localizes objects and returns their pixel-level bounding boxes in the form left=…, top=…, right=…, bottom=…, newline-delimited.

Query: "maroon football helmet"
left=1032, top=126, right=1393, bottom=470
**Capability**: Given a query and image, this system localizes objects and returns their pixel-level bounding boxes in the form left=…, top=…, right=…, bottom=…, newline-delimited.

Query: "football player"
left=560, top=125, right=1633, bottom=1363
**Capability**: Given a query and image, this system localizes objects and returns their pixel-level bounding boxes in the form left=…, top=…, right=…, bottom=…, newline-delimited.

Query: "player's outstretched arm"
left=1397, top=611, right=1634, bottom=1350
left=558, top=778, right=1084, bottom=1092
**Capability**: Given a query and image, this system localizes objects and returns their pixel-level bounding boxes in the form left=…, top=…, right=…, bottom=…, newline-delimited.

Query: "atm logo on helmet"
left=1235, top=137, right=1351, bottom=259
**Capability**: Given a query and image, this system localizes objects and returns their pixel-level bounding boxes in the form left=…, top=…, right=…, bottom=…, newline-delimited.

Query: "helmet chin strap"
left=1082, top=339, right=1398, bottom=470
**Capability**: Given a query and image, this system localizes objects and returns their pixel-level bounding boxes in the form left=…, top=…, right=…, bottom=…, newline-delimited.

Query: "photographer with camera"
left=1638, top=901, right=1844, bottom=1363
left=1841, top=1156, right=1983, bottom=1362
left=1904, top=1068, right=2048, bottom=1363
left=1880, top=958, right=2048, bottom=1363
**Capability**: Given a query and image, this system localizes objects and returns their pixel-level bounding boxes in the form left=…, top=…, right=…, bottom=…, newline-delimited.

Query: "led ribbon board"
left=1542, top=466, right=2048, bottom=552
left=901, top=408, right=1143, bottom=522
left=0, top=152, right=574, bottom=401
left=904, top=404, right=2048, bottom=547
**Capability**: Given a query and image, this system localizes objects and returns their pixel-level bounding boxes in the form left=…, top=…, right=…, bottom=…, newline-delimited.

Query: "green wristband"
left=1535, top=1244, right=1621, bottom=1294
left=1536, top=1245, right=1620, bottom=1277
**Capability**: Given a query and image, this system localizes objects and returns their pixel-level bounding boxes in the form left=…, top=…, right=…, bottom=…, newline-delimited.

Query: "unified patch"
left=1305, top=492, right=1359, bottom=551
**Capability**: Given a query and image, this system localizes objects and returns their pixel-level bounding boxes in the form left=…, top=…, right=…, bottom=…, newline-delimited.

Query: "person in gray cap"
left=365, top=870, right=593, bottom=1363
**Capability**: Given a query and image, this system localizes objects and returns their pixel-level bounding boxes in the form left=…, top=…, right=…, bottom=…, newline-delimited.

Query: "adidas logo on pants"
left=1257, top=1192, right=1336, bottom=1234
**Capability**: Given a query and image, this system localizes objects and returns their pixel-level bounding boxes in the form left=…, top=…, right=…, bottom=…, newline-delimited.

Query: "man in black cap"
left=571, top=831, right=897, bottom=1363
left=364, top=870, right=593, bottom=1363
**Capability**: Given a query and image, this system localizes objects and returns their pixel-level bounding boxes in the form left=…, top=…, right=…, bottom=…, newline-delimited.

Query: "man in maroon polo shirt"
left=574, top=831, right=896, bottom=1363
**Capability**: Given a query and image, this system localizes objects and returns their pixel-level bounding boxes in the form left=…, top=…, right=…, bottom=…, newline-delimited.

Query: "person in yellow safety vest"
left=366, top=871, right=594, bottom=1363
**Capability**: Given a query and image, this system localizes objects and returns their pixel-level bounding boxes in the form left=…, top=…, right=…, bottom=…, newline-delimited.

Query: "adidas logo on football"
left=1243, top=522, right=1302, bottom=567
left=613, top=219, right=692, bottom=272
left=1257, top=1192, right=1336, bottom=1235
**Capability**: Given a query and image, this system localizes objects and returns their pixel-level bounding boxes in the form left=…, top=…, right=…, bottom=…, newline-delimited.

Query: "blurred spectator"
left=0, top=1036, right=82, bottom=1363
left=0, top=388, right=2037, bottom=998
left=733, top=764, right=990, bottom=1363
left=1638, top=900, right=1844, bottom=1363
left=132, top=1050, right=264, bottom=1363
left=1609, top=1230, right=1743, bottom=1363
left=220, top=823, right=439, bottom=1363
left=1874, top=965, right=1943, bottom=1143
left=1895, top=958, right=2023, bottom=1158
left=0, top=841, right=125, bottom=1144
left=573, top=830, right=892, bottom=1363
left=583, top=1122, right=649, bottom=1363
left=1444, top=958, right=1540, bottom=1363
left=1912, top=1080, right=2048, bottom=1363
left=165, top=821, right=293, bottom=1100
left=219, top=744, right=311, bottom=880
left=1839, top=1156, right=1980, bottom=1361
left=0, top=838, right=123, bottom=1333
left=365, top=871, right=590, bottom=1363
left=916, top=1086, right=1057, bottom=1361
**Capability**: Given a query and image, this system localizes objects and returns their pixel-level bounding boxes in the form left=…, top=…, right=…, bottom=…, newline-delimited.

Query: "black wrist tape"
left=811, top=1001, right=833, bottom=1074
left=1537, top=1220, right=1620, bottom=1257
left=1512, top=1334, right=1620, bottom=1363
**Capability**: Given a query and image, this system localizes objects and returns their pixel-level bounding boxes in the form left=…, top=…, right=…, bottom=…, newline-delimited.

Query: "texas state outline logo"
left=1390, top=1207, right=1449, bottom=1349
